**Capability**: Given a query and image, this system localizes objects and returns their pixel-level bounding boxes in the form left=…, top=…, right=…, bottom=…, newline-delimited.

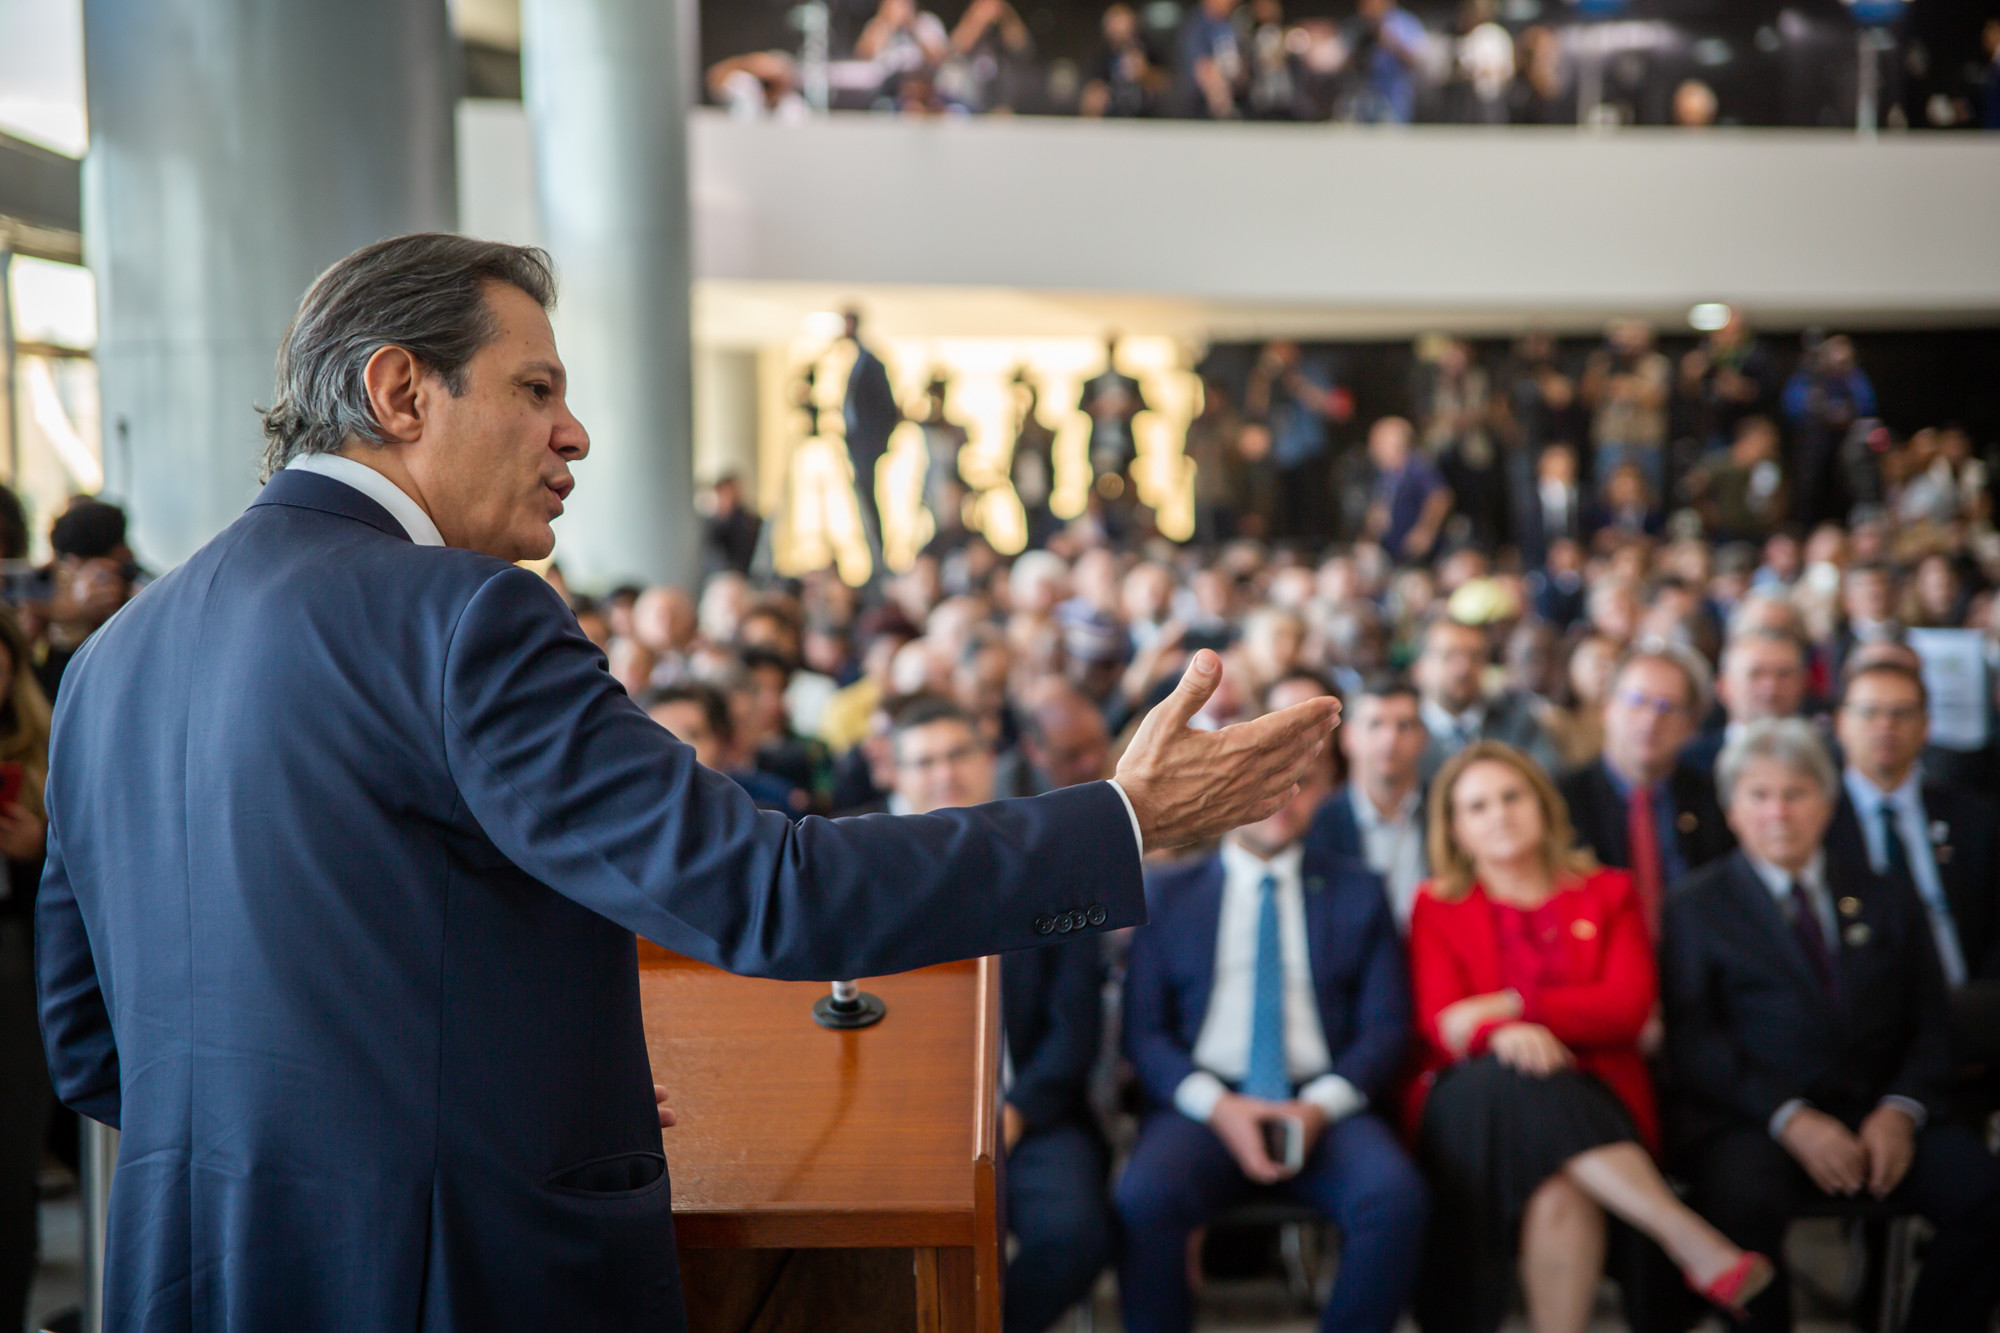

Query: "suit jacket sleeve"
left=1122, top=917, right=1200, bottom=1109
left=35, top=814, right=121, bottom=1127
left=1325, top=881, right=1413, bottom=1099
left=442, top=567, right=1144, bottom=980
left=1520, top=879, right=1654, bottom=1051
left=1661, top=888, right=1803, bottom=1129
left=1006, top=942, right=1103, bottom=1134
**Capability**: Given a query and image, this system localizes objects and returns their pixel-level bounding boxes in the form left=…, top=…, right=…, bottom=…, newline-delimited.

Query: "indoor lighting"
left=1687, top=303, right=1732, bottom=332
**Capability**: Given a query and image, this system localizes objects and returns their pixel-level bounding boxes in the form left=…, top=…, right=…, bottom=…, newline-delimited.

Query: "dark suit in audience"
left=1560, top=759, right=1735, bottom=904
left=1117, top=844, right=1425, bottom=1333
left=1663, top=850, right=2000, bottom=1333
left=1827, top=775, right=2000, bottom=1085
left=999, top=940, right=1114, bottom=1333
left=1306, top=784, right=1428, bottom=929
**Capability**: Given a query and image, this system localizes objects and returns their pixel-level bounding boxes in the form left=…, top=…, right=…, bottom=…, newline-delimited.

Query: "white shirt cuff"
left=1298, top=1074, right=1367, bottom=1124
left=1174, top=1071, right=1229, bottom=1123
left=1769, top=1098, right=1809, bottom=1139
left=1106, top=777, right=1145, bottom=856
left=1879, top=1095, right=1926, bottom=1128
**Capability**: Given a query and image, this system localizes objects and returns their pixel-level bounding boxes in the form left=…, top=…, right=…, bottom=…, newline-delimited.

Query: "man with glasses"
left=888, top=695, right=1113, bottom=1333
left=1561, top=644, right=1736, bottom=934
left=1681, top=628, right=1809, bottom=774
left=1830, top=662, right=2000, bottom=1095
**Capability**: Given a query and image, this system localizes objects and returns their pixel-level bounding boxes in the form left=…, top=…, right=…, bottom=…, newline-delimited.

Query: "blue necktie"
left=1242, top=873, right=1292, bottom=1101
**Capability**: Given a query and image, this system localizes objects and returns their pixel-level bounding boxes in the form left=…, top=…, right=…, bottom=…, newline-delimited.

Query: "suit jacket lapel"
left=1724, top=851, right=1830, bottom=1005
left=1180, top=859, right=1227, bottom=1042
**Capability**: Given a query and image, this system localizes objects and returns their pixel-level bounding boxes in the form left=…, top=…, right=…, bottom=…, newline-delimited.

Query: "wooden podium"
left=638, top=943, right=1004, bottom=1333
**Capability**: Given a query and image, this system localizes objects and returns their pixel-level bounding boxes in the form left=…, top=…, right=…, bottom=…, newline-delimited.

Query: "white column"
left=83, top=0, right=457, bottom=567
left=522, top=0, right=700, bottom=592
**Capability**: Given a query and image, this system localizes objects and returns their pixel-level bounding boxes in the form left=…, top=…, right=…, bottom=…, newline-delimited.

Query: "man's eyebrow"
left=517, top=360, right=566, bottom=382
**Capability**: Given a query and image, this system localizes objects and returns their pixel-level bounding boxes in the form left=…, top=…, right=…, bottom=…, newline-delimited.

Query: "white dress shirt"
left=1842, top=766, right=1967, bottom=986
left=1350, top=784, right=1426, bottom=927
left=288, top=453, right=1152, bottom=856
left=287, top=452, right=445, bottom=547
left=1746, top=850, right=1926, bottom=1136
left=1422, top=697, right=1485, bottom=751
left=1175, top=840, right=1365, bottom=1124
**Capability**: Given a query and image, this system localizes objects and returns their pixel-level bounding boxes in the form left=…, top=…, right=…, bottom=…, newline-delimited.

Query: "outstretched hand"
left=1114, top=650, right=1339, bottom=851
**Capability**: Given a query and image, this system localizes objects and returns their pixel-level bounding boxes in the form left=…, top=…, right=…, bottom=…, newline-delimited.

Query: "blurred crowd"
left=707, top=0, right=2000, bottom=129
left=510, top=312, right=2000, bottom=1330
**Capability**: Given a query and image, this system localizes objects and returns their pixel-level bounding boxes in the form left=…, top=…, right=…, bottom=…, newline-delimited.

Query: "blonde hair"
left=1424, top=740, right=1595, bottom=902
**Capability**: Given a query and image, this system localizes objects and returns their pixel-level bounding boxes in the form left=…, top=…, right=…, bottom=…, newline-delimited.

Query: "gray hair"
left=1613, top=638, right=1715, bottom=722
left=258, top=233, right=556, bottom=480
left=1715, top=718, right=1838, bottom=807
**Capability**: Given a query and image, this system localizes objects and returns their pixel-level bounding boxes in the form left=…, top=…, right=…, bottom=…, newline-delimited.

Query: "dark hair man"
left=1560, top=644, right=1735, bottom=934
left=1829, top=663, right=2000, bottom=1076
left=1309, top=674, right=1429, bottom=926
left=1412, top=616, right=1559, bottom=785
left=36, top=233, right=1338, bottom=1331
left=888, top=698, right=1113, bottom=1333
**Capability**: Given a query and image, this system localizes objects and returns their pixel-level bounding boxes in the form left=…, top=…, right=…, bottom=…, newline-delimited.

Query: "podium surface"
left=640, top=946, right=1003, bottom=1332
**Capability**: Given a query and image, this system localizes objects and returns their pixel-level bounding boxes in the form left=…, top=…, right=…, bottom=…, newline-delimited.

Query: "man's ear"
left=362, top=345, right=428, bottom=444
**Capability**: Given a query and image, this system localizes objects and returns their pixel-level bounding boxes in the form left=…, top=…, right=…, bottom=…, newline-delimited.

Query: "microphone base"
left=812, top=991, right=887, bottom=1029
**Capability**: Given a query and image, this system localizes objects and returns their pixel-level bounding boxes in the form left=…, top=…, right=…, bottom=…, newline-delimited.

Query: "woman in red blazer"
left=1407, top=741, right=1768, bottom=1333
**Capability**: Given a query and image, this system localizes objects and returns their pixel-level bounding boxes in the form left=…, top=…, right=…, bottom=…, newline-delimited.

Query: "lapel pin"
left=1571, top=918, right=1598, bottom=940
left=1676, top=812, right=1698, bottom=833
left=1838, top=896, right=1862, bottom=919
left=1929, top=820, right=1949, bottom=845
left=1844, top=922, right=1872, bottom=948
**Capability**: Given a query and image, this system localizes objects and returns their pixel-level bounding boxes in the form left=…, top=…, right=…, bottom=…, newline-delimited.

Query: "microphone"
left=812, top=978, right=887, bottom=1029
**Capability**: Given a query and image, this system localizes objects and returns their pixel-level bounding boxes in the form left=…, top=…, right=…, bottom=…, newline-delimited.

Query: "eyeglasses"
left=1842, top=704, right=1925, bottom=725
left=1613, top=689, right=1684, bottom=718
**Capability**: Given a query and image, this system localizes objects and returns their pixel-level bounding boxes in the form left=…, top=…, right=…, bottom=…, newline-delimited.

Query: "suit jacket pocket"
left=543, top=1150, right=669, bottom=1199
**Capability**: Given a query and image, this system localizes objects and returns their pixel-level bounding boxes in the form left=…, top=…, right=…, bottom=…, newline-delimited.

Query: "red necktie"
left=1627, top=783, right=1663, bottom=937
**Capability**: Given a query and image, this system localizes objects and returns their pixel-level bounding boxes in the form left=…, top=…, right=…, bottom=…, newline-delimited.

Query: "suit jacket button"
left=1034, top=914, right=1056, bottom=936
left=1086, top=904, right=1108, bottom=927
left=1056, top=912, right=1076, bottom=933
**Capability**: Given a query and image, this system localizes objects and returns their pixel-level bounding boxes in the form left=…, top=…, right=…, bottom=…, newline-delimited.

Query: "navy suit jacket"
left=1305, top=785, right=1425, bottom=868
left=1124, top=846, right=1410, bottom=1114
left=1825, top=780, right=2000, bottom=982
left=1558, top=759, right=1736, bottom=884
left=35, top=470, right=1144, bottom=1333
left=1002, top=940, right=1103, bottom=1136
left=1661, top=850, right=1953, bottom=1151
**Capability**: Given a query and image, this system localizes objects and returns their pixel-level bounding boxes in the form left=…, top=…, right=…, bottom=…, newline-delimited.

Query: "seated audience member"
left=1680, top=627, right=1807, bottom=772
left=644, top=683, right=803, bottom=817
left=1830, top=662, right=2000, bottom=1072
left=1560, top=644, right=1735, bottom=933
left=1827, top=562, right=1901, bottom=685
left=994, top=679, right=1110, bottom=798
left=1410, top=742, right=1770, bottom=1333
left=733, top=646, right=835, bottom=813
left=1265, top=670, right=1344, bottom=791
left=1663, top=720, right=2000, bottom=1333
left=892, top=696, right=1112, bottom=1333
left=1309, top=674, right=1429, bottom=927
left=1118, top=763, right=1425, bottom=1333
left=1413, top=616, right=1560, bottom=784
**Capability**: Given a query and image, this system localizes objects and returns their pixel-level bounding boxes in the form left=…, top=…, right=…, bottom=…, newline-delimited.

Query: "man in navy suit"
left=1306, top=673, right=1428, bottom=928
left=34, top=235, right=1339, bottom=1333
left=1829, top=661, right=2000, bottom=1082
left=1662, top=720, right=2000, bottom=1333
left=1117, top=762, right=1425, bottom=1333
left=1679, top=627, right=1807, bottom=774
left=889, top=695, right=1111, bottom=1333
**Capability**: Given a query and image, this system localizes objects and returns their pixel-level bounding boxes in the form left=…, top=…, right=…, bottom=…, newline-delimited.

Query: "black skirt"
left=1413, top=1054, right=1642, bottom=1333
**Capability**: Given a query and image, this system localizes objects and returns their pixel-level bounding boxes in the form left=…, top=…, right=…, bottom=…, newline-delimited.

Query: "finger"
left=659, top=1107, right=678, bottom=1128
left=1150, top=650, right=1224, bottom=732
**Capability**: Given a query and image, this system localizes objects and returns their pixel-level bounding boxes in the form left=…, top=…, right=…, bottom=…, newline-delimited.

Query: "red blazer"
left=1406, top=866, right=1659, bottom=1151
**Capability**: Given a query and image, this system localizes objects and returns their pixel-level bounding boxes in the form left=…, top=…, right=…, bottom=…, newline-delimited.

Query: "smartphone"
left=1260, top=1114, right=1305, bottom=1173
left=0, top=762, right=22, bottom=812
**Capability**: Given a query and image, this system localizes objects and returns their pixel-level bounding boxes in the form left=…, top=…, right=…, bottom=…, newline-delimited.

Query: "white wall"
left=456, top=105, right=2000, bottom=332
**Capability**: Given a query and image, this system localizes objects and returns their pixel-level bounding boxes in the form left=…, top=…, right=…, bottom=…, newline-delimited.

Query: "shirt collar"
left=1422, top=697, right=1484, bottom=738
left=287, top=452, right=446, bottom=547
left=1350, top=782, right=1418, bottom=831
left=1221, top=838, right=1304, bottom=888
left=1747, top=849, right=1826, bottom=900
left=887, top=792, right=914, bottom=817
left=1843, top=764, right=1919, bottom=813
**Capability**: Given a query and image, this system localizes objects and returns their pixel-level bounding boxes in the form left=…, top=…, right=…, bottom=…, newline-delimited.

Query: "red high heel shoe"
left=1689, top=1252, right=1775, bottom=1321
